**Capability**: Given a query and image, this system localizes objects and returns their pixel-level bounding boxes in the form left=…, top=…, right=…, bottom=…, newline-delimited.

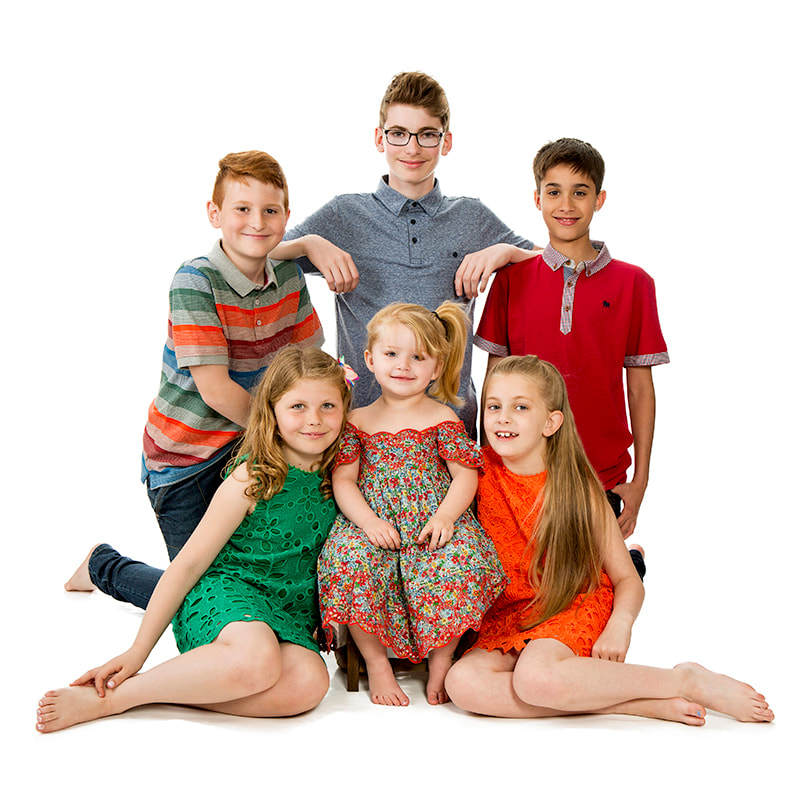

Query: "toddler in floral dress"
left=318, top=302, right=506, bottom=706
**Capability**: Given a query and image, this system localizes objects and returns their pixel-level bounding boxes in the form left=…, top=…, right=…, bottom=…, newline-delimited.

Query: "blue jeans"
left=89, top=445, right=234, bottom=609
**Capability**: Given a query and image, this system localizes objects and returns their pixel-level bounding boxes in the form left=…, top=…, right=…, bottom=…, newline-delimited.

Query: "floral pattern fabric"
left=471, top=447, right=614, bottom=658
left=317, top=421, right=506, bottom=661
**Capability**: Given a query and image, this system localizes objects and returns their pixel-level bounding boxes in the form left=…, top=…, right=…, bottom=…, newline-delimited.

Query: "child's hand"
left=418, top=514, right=455, bottom=551
left=591, top=617, right=632, bottom=662
left=363, top=519, right=402, bottom=550
left=303, top=235, right=360, bottom=294
left=71, top=647, right=146, bottom=697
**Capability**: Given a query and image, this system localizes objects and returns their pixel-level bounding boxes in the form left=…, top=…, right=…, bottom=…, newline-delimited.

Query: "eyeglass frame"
left=381, top=128, right=446, bottom=148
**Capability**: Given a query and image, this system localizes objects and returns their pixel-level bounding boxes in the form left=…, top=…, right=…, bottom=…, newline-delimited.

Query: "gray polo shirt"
left=285, top=177, right=533, bottom=435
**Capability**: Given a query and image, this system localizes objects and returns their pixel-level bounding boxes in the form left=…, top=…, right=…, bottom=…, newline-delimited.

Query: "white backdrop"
left=4, top=1, right=796, bottom=796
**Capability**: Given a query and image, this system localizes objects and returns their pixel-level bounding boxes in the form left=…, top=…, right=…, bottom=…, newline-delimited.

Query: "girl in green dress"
left=37, top=348, right=350, bottom=733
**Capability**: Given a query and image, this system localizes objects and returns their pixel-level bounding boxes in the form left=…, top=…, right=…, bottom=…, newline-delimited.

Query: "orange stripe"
left=148, top=403, right=239, bottom=448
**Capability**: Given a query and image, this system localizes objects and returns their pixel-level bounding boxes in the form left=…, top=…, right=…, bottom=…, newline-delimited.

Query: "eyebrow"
left=384, top=125, right=440, bottom=132
left=544, top=181, right=592, bottom=190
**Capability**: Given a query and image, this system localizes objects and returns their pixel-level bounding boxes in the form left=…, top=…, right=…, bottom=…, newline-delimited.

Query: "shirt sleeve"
left=288, top=267, right=325, bottom=348
left=474, top=267, right=512, bottom=357
left=282, top=198, right=342, bottom=276
left=333, top=423, right=362, bottom=468
left=624, top=271, right=669, bottom=367
left=169, top=264, right=230, bottom=368
left=437, top=421, right=483, bottom=468
left=474, top=202, right=535, bottom=251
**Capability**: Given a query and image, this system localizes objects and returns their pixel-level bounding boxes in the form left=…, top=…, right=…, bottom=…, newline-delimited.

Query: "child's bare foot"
left=426, top=649, right=453, bottom=705
left=675, top=662, right=774, bottom=723
left=612, top=696, right=707, bottom=726
left=36, top=686, right=115, bottom=733
left=364, top=658, right=409, bottom=706
left=64, top=545, right=100, bottom=592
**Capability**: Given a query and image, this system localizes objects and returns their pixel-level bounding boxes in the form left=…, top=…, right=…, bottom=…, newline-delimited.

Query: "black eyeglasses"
left=382, top=129, right=445, bottom=148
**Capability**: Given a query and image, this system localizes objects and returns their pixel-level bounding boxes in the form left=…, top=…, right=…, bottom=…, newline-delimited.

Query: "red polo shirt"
left=475, top=243, right=669, bottom=490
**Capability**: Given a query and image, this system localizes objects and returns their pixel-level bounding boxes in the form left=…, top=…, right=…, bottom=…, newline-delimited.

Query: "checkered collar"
left=542, top=241, right=611, bottom=276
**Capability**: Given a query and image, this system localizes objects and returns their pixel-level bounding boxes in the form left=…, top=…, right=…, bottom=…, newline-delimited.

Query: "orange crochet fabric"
left=472, top=447, right=613, bottom=658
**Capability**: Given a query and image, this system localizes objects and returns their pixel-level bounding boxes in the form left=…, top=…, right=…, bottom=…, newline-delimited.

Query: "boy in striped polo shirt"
left=67, top=151, right=324, bottom=609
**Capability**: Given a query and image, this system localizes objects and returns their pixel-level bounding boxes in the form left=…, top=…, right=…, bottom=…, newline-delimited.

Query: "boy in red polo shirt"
left=475, top=138, right=668, bottom=569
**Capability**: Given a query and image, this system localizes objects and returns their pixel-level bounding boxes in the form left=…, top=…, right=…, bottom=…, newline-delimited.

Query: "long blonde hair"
left=483, top=356, right=606, bottom=627
left=366, top=301, right=468, bottom=406
left=233, top=348, right=350, bottom=502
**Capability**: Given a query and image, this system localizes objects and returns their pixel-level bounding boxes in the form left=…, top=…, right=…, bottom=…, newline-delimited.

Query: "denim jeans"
left=88, top=445, right=234, bottom=609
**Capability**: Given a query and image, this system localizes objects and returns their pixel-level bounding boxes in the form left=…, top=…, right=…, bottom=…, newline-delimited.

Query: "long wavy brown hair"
left=366, top=301, right=468, bottom=407
left=483, top=356, right=607, bottom=628
left=232, top=348, right=350, bottom=503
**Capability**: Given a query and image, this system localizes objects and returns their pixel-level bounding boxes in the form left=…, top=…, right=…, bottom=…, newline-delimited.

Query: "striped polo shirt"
left=142, top=240, right=323, bottom=484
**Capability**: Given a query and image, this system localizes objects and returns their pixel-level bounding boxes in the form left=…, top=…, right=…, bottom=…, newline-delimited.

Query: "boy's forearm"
left=190, top=364, right=252, bottom=428
left=625, top=366, right=656, bottom=488
left=269, top=237, right=310, bottom=261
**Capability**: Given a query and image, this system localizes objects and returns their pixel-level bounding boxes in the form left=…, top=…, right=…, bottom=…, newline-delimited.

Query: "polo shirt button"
left=412, top=237, right=418, bottom=244
left=565, top=306, right=571, bottom=311
left=410, top=219, right=416, bottom=224
left=256, top=320, right=262, bottom=326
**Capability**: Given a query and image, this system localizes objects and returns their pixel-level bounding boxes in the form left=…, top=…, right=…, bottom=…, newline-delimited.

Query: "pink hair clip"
left=338, top=357, right=359, bottom=390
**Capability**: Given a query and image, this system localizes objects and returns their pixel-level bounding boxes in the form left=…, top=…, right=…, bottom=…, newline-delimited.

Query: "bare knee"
left=444, top=657, right=483, bottom=712
left=512, top=663, right=570, bottom=709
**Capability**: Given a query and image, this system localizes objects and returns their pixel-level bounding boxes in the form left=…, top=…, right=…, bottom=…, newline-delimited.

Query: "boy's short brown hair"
left=378, top=72, right=450, bottom=131
left=212, top=150, right=289, bottom=211
left=533, top=138, right=605, bottom=193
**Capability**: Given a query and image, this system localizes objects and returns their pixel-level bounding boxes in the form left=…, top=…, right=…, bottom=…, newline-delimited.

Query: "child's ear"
left=534, top=190, right=541, bottom=210
left=207, top=201, right=221, bottom=228
left=363, top=349, right=375, bottom=374
left=594, top=190, right=607, bottom=212
left=543, top=410, right=564, bottom=437
left=375, top=128, right=386, bottom=153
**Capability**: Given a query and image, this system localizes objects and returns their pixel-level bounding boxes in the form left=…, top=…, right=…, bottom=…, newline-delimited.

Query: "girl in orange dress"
left=445, top=355, right=774, bottom=725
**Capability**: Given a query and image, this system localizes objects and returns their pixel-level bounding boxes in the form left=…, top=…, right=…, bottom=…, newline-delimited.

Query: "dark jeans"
left=89, top=444, right=234, bottom=609
left=606, top=488, right=646, bottom=581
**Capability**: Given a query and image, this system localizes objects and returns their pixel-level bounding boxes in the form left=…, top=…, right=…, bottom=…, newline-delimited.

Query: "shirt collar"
left=542, top=240, right=611, bottom=276
left=206, top=240, right=277, bottom=296
left=374, top=175, right=444, bottom=216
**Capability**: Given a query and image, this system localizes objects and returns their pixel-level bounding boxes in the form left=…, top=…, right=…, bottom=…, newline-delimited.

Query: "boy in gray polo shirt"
left=272, top=72, right=535, bottom=435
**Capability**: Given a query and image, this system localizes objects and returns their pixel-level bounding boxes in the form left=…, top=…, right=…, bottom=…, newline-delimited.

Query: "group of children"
left=38, top=72, right=773, bottom=733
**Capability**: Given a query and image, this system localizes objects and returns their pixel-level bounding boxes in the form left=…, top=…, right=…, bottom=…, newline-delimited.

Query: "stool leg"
left=346, top=634, right=361, bottom=692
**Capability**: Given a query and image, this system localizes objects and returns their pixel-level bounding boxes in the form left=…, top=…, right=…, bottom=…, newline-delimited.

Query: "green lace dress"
left=172, top=466, right=336, bottom=654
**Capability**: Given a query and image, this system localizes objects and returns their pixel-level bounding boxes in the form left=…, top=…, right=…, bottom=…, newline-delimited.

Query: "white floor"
left=11, top=504, right=796, bottom=798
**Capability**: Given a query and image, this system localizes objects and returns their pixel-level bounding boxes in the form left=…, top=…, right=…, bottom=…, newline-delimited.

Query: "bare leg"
left=447, top=644, right=773, bottom=724
left=37, top=621, right=296, bottom=733
left=426, top=636, right=459, bottom=705
left=447, top=649, right=704, bottom=723
left=64, top=544, right=100, bottom=592
left=347, top=624, right=408, bottom=706
left=198, top=643, right=329, bottom=718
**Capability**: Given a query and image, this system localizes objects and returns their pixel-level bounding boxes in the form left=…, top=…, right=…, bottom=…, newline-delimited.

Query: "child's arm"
left=72, top=466, right=254, bottom=695
left=332, top=458, right=402, bottom=550
left=190, top=364, right=253, bottom=428
left=270, top=236, right=359, bottom=294
left=611, top=366, right=656, bottom=538
left=417, top=460, right=478, bottom=551
left=455, top=244, right=539, bottom=299
left=591, top=502, right=644, bottom=662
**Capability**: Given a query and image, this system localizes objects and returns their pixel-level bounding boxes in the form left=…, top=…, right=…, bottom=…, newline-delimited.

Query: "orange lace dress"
left=472, top=447, right=614, bottom=657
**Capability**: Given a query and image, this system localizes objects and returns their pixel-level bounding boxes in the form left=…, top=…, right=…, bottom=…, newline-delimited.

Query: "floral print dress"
left=317, top=421, right=506, bottom=661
